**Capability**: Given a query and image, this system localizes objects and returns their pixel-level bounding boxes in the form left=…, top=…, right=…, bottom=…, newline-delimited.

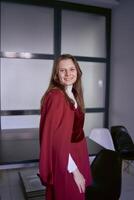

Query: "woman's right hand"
left=72, top=168, right=86, bottom=193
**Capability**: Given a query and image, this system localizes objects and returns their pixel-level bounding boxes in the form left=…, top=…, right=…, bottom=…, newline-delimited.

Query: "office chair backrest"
left=111, top=126, right=134, bottom=152
left=89, top=128, right=115, bottom=150
left=91, top=149, right=122, bottom=199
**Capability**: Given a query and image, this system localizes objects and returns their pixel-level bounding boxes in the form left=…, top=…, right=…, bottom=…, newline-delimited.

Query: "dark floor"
left=0, top=165, right=41, bottom=200
left=0, top=162, right=134, bottom=200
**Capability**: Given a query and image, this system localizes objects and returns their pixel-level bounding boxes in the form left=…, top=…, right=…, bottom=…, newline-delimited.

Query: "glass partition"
left=84, top=113, right=104, bottom=137
left=79, top=61, right=106, bottom=108
left=61, top=10, right=106, bottom=57
left=1, top=2, right=54, bottom=53
left=1, top=115, right=40, bottom=129
left=1, top=58, right=53, bottom=110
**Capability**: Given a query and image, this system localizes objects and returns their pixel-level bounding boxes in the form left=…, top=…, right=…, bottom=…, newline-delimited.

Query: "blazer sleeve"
left=39, top=90, right=68, bottom=186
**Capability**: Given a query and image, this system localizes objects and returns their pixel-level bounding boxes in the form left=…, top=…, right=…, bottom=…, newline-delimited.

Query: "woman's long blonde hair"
left=41, top=54, right=85, bottom=112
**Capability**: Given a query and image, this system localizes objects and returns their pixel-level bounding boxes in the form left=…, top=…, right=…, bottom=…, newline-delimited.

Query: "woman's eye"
left=71, top=68, right=75, bottom=71
left=59, top=69, right=65, bottom=72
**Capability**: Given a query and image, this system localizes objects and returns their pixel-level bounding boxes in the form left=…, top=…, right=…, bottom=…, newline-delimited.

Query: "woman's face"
left=58, top=59, right=77, bottom=86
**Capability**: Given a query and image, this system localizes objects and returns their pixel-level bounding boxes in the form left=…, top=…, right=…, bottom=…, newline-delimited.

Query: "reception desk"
left=0, top=129, right=104, bottom=169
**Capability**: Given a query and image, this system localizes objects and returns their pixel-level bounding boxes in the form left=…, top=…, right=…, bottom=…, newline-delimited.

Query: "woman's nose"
left=65, top=70, right=70, bottom=76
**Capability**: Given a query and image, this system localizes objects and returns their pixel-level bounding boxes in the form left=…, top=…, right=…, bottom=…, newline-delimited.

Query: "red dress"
left=39, top=89, right=92, bottom=200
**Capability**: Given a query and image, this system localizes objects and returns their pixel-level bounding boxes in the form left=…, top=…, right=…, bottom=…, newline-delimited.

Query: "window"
left=1, top=1, right=111, bottom=135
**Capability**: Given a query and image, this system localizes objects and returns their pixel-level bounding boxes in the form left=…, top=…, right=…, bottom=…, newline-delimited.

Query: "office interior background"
left=0, top=0, right=134, bottom=200
left=1, top=0, right=134, bottom=138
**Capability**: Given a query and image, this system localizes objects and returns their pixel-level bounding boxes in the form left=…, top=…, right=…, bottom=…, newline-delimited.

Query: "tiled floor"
left=0, top=163, right=134, bottom=200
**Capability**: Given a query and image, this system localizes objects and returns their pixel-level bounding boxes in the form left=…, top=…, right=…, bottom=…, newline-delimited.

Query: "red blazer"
left=39, top=89, right=92, bottom=200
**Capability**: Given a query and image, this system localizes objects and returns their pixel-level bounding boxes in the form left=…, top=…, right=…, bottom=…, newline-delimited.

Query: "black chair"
left=110, top=125, right=134, bottom=172
left=86, top=149, right=122, bottom=200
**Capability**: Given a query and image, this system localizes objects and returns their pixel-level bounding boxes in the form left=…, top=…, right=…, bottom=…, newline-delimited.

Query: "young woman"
left=39, top=54, right=92, bottom=200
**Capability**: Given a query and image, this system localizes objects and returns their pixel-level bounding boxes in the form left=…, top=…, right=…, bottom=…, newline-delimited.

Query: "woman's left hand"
left=72, top=168, right=86, bottom=193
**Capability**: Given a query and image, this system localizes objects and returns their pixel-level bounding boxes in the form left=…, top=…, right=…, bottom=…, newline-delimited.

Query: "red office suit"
left=39, top=89, right=92, bottom=200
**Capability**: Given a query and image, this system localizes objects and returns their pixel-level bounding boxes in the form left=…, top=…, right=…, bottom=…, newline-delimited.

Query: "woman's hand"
left=72, top=168, right=86, bottom=193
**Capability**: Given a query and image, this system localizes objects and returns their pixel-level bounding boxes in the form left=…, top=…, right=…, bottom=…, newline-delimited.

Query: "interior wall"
left=109, top=0, right=134, bottom=139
